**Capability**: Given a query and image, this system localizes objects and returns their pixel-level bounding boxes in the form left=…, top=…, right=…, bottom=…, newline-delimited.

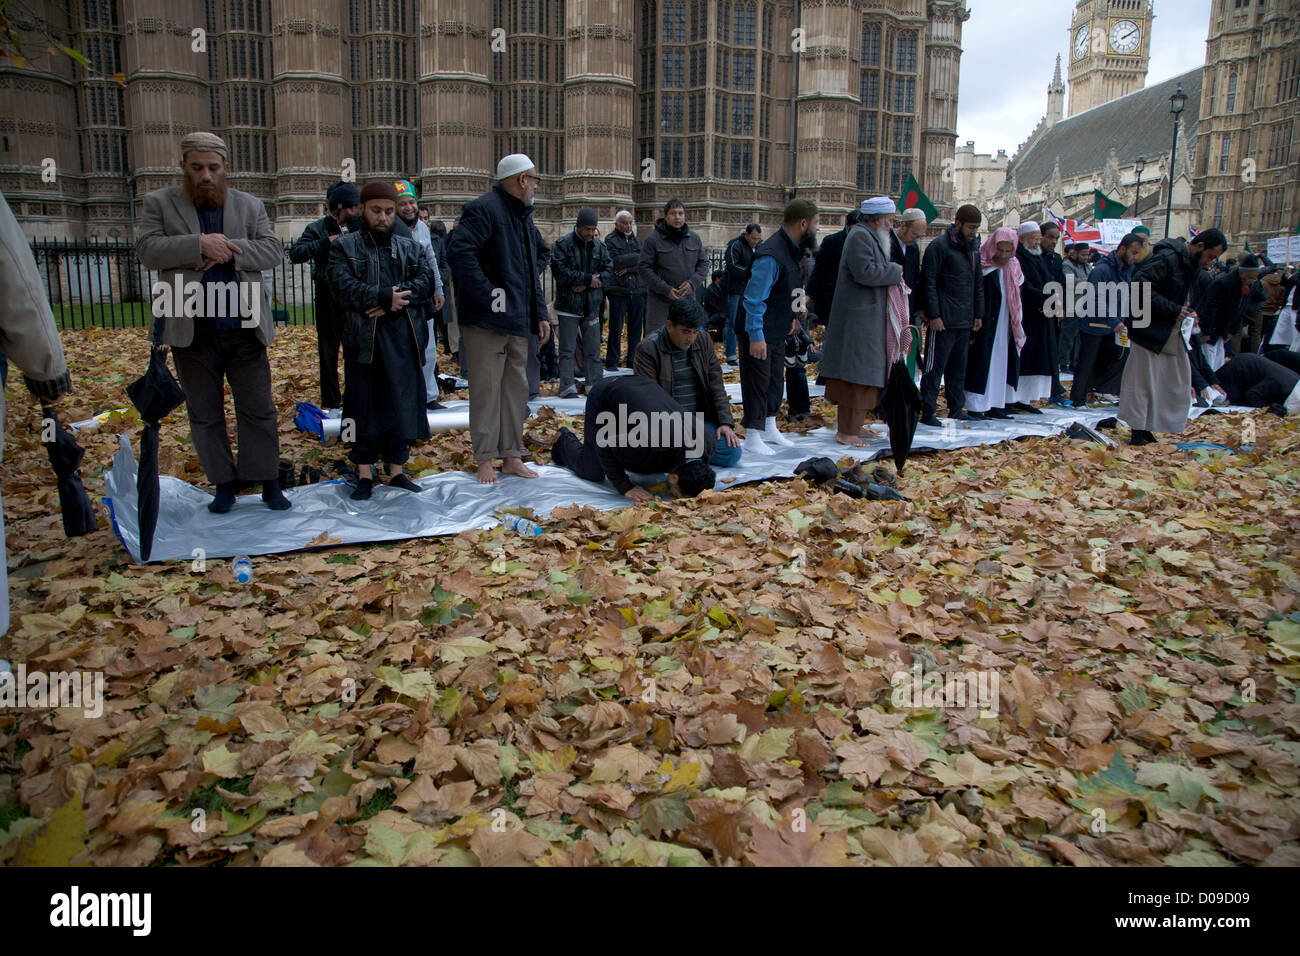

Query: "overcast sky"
left=956, top=0, right=1213, bottom=156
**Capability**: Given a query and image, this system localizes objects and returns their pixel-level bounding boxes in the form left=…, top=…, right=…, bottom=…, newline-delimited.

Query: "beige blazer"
left=135, top=185, right=282, bottom=348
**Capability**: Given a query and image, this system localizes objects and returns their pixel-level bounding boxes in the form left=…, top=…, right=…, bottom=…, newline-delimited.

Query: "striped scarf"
left=886, top=281, right=915, bottom=369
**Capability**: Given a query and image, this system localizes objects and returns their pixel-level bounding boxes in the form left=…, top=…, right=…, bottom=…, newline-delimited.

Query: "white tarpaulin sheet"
left=101, top=400, right=1254, bottom=564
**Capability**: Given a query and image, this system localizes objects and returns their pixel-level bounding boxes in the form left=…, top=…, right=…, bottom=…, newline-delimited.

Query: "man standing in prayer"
left=920, top=203, right=984, bottom=427
left=603, top=210, right=646, bottom=369
left=722, top=224, right=763, bottom=362
left=135, top=131, right=290, bottom=514
left=328, top=181, right=436, bottom=500
left=1198, top=253, right=1262, bottom=370
left=638, top=198, right=709, bottom=336
left=965, top=227, right=1025, bottom=420
left=738, top=198, right=820, bottom=455
left=551, top=206, right=614, bottom=398
left=394, top=180, right=446, bottom=410
left=1011, top=222, right=1057, bottom=411
left=446, top=153, right=552, bottom=484
left=1121, top=228, right=1227, bottom=446
left=1071, top=232, right=1146, bottom=407
left=1059, top=243, right=1091, bottom=376
left=819, top=197, right=904, bottom=446
left=891, top=207, right=928, bottom=375
left=1039, top=221, right=1069, bottom=404
left=289, top=181, right=360, bottom=410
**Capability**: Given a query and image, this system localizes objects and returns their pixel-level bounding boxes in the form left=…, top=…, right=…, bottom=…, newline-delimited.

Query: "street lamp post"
left=1164, top=85, right=1186, bottom=239
left=1134, top=155, right=1145, bottom=221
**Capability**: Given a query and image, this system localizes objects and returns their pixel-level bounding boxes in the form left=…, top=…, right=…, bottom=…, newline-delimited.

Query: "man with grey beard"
left=1011, top=222, right=1057, bottom=410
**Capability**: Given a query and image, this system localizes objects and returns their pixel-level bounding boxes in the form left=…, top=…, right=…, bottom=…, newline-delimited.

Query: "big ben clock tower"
left=1067, top=0, right=1154, bottom=117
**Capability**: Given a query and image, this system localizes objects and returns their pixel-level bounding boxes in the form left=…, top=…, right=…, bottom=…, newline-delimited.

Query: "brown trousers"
left=170, top=325, right=280, bottom=484
left=461, top=323, right=528, bottom=461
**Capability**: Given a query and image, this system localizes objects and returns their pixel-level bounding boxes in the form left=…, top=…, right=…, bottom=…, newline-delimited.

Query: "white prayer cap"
left=860, top=196, right=897, bottom=215
left=897, top=207, right=926, bottom=223
left=1017, top=221, right=1041, bottom=236
left=496, top=153, right=536, bottom=180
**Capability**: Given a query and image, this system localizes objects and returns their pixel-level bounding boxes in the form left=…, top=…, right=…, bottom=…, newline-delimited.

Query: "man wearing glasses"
left=446, top=154, right=552, bottom=484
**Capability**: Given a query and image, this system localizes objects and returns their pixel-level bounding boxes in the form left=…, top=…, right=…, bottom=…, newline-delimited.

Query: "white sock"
left=764, top=416, right=793, bottom=445
left=744, top=431, right=775, bottom=455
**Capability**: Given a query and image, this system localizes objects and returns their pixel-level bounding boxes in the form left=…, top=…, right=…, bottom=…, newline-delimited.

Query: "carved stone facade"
left=1, top=0, right=968, bottom=245
left=1193, top=0, right=1300, bottom=255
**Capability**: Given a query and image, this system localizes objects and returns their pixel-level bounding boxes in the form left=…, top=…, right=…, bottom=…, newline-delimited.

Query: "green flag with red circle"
left=1094, top=189, right=1128, bottom=220
left=899, top=173, right=938, bottom=223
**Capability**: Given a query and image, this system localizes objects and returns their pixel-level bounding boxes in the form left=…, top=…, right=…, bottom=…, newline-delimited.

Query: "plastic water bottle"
left=501, top=514, right=542, bottom=536
left=232, top=555, right=253, bottom=583
left=1115, top=326, right=1129, bottom=348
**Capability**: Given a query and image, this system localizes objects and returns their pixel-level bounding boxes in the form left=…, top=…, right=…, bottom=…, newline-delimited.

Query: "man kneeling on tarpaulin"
left=329, top=181, right=436, bottom=500
left=550, top=374, right=717, bottom=502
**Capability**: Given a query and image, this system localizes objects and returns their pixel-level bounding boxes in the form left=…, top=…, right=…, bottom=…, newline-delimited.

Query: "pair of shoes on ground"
left=209, top=480, right=291, bottom=513
left=971, top=407, right=1012, bottom=419
left=350, top=472, right=422, bottom=501
left=1010, top=402, right=1043, bottom=415
left=1129, top=429, right=1157, bottom=446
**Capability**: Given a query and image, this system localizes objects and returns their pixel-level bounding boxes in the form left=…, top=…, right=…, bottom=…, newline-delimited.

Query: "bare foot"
left=476, top=461, right=498, bottom=484
left=835, top=433, right=867, bottom=447
left=501, top=457, right=539, bottom=479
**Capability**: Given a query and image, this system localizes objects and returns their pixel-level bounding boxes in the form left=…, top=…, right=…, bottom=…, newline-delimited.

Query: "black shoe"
left=1129, top=429, right=1156, bottom=446
left=1010, top=402, right=1042, bottom=415
left=350, top=478, right=374, bottom=500
left=986, top=407, right=1012, bottom=419
left=426, top=400, right=446, bottom=410
left=965, top=410, right=985, bottom=419
left=950, top=410, right=974, bottom=421
left=920, top=413, right=942, bottom=428
left=261, top=479, right=291, bottom=511
left=208, top=481, right=236, bottom=514
left=388, top=473, right=422, bottom=492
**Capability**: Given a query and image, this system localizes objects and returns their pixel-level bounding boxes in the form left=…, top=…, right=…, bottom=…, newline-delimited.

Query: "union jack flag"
left=1189, top=226, right=1201, bottom=240
left=1045, top=210, right=1102, bottom=243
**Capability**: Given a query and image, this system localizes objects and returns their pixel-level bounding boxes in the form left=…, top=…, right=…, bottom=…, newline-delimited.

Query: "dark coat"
left=741, top=227, right=805, bottom=342
left=1129, top=237, right=1201, bottom=355
left=922, top=226, right=984, bottom=329
left=724, top=233, right=758, bottom=296
left=550, top=229, right=614, bottom=318
left=819, top=224, right=902, bottom=388
left=290, top=214, right=346, bottom=284
left=700, top=281, right=728, bottom=335
left=807, top=227, right=849, bottom=321
left=639, top=221, right=709, bottom=330
left=1212, top=353, right=1300, bottom=406
left=582, top=374, right=718, bottom=494
left=1015, top=247, right=1055, bottom=377
left=1082, top=251, right=1131, bottom=335
left=604, top=228, right=646, bottom=295
left=967, top=266, right=1020, bottom=396
left=328, top=226, right=434, bottom=365
left=445, top=182, right=549, bottom=338
left=1199, top=268, right=1267, bottom=344
left=633, top=324, right=734, bottom=427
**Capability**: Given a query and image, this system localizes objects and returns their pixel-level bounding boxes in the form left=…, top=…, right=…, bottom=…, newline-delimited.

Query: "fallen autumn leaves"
left=1, top=326, right=1298, bottom=866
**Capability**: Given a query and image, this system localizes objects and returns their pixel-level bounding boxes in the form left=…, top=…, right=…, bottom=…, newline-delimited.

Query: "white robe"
left=967, top=267, right=1015, bottom=412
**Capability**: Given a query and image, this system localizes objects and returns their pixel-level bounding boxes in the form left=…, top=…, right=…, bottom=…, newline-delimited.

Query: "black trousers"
left=171, top=324, right=280, bottom=484
left=786, top=364, right=811, bottom=417
left=351, top=431, right=409, bottom=467
left=1071, top=332, right=1125, bottom=405
left=552, top=423, right=607, bottom=484
left=1048, top=317, right=1067, bottom=401
left=920, top=326, right=970, bottom=414
left=315, top=282, right=344, bottom=408
left=737, top=324, right=787, bottom=428
left=606, top=293, right=645, bottom=369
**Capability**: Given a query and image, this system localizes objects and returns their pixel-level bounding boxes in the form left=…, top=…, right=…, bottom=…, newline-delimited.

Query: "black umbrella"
left=880, top=358, right=921, bottom=474
left=40, top=406, right=97, bottom=537
left=125, top=332, right=185, bottom=562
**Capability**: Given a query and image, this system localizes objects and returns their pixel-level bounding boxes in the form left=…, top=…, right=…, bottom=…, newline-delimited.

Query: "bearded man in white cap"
left=446, top=154, right=552, bottom=484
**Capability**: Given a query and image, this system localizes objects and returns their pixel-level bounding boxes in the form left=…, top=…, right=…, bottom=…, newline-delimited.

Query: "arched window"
left=1226, top=70, right=1237, bottom=112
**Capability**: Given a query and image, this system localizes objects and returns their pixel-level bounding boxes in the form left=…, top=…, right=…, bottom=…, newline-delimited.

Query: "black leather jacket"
left=604, top=228, right=646, bottom=295
left=290, top=214, right=346, bottom=284
left=327, top=227, right=434, bottom=364
left=550, top=229, right=614, bottom=318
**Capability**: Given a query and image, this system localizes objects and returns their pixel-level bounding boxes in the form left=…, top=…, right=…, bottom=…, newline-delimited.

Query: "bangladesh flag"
left=899, top=173, right=938, bottom=223
left=1094, top=189, right=1128, bottom=220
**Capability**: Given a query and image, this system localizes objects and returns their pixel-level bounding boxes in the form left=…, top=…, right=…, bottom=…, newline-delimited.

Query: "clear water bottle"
left=232, top=555, right=253, bottom=583
left=501, top=514, right=542, bottom=536
left=1115, top=326, right=1129, bottom=348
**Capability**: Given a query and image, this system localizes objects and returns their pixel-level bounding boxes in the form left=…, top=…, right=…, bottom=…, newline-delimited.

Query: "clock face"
left=1074, top=26, right=1090, bottom=59
left=1109, top=20, right=1140, bottom=54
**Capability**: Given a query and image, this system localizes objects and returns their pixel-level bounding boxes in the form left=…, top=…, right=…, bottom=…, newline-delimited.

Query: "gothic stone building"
left=0, top=0, right=969, bottom=247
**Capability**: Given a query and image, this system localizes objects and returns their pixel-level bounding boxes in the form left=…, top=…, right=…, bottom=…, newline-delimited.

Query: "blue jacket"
left=1083, top=251, right=1131, bottom=335
left=446, top=182, right=548, bottom=338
